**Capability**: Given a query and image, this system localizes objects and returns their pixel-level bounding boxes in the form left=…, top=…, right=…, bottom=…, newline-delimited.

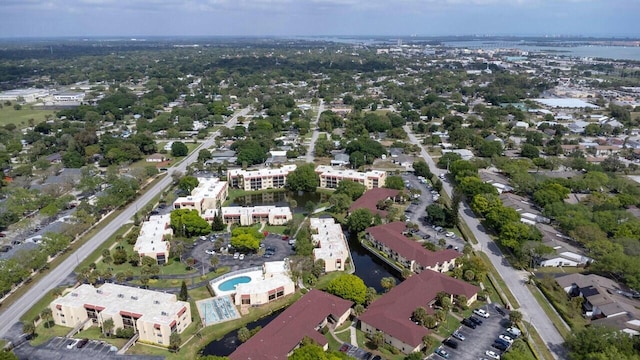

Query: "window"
left=242, top=298, right=250, bottom=305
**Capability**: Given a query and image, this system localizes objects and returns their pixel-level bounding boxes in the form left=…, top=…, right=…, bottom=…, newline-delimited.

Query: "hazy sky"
left=0, top=0, right=637, bottom=38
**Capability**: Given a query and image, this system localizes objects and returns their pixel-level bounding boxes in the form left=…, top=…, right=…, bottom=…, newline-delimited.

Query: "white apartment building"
left=310, top=218, right=350, bottom=272
left=173, top=177, right=229, bottom=215
left=134, top=214, right=172, bottom=265
left=53, top=92, right=85, bottom=102
left=50, top=283, right=191, bottom=346
left=0, top=88, right=49, bottom=103
left=315, top=165, right=386, bottom=190
left=227, top=165, right=297, bottom=191
left=203, top=206, right=292, bottom=226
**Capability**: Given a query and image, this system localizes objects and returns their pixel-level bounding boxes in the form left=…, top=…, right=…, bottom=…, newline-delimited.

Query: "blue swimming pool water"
left=218, top=276, right=252, bottom=291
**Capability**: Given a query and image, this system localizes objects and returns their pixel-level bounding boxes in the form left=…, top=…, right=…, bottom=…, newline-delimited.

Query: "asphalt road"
left=0, top=107, right=251, bottom=341
left=303, top=99, right=324, bottom=163
left=404, top=126, right=566, bottom=359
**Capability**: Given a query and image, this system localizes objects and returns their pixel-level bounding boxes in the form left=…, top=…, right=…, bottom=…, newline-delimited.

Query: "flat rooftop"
left=52, top=283, right=187, bottom=327
left=310, top=218, right=349, bottom=263
left=315, top=165, right=386, bottom=180
left=134, top=214, right=171, bottom=255
left=533, top=98, right=600, bottom=109
left=228, top=165, right=297, bottom=178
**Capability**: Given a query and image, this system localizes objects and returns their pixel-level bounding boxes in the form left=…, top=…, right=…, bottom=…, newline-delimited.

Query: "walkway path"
left=404, top=126, right=566, bottom=359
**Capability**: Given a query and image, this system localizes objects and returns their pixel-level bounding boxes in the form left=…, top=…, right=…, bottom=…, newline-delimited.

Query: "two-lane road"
left=304, top=99, right=324, bottom=163
left=404, top=125, right=565, bottom=359
left=0, top=107, right=250, bottom=340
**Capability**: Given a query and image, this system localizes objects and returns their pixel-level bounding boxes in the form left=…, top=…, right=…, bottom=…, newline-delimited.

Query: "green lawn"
left=0, top=104, right=55, bottom=127
left=29, top=323, right=70, bottom=346
left=263, top=224, right=288, bottom=235
left=478, top=252, right=520, bottom=309
left=76, top=326, right=129, bottom=349
left=435, top=313, right=463, bottom=338
left=334, top=329, right=350, bottom=344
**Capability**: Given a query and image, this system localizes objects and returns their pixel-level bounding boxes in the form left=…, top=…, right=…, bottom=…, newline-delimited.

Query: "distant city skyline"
left=0, top=0, right=638, bottom=38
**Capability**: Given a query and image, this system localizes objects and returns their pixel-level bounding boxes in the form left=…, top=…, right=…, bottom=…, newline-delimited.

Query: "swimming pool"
left=218, top=276, right=252, bottom=291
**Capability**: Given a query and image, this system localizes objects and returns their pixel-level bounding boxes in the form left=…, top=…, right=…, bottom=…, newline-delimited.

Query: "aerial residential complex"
left=309, top=218, right=350, bottom=272
left=315, top=165, right=387, bottom=190
left=365, top=222, right=461, bottom=273
left=133, top=214, right=172, bottom=265
left=359, top=271, right=479, bottom=354
left=229, top=289, right=353, bottom=360
left=172, top=177, right=229, bottom=215
left=227, top=165, right=297, bottom=191
left=50, top=283, right=192, bottom=346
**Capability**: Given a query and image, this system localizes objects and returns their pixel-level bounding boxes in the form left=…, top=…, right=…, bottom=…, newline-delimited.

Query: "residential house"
left=146, top=153, right=167, bottom=163
left=365, top=222, right=461, bottom=273
left=229, top=290, right=353, bottom=360
left=359, top=271, right=478, bottom=354
left=330, top=153, right=350, bottom=167
left=50, top=283, right=191, bottom=346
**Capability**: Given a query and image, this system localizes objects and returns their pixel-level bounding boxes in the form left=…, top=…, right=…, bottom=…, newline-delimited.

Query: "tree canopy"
left=286, top=163, right=319, bottom=192
left=230, top=227, right=264, bottom=252
left=326, top=274, right=367, bottom=304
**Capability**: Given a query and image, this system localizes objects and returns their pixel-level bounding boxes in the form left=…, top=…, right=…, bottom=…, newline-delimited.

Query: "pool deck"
left=196, top=295, right=241, bottom=326
left=209, top=268, right=263, bottom=297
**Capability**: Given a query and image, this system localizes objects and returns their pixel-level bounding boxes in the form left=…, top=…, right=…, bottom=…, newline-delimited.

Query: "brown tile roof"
left=366, top=222, right=461, bottom=268
left=229, top=290, right=353, bottom=360
left=349, top=188, right=400, bottom=217
left=359, top=271, right=479, bottom=347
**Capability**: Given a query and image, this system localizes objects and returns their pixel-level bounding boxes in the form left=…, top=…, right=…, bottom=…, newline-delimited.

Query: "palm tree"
left=22, top=322, right=36, bottom=338
left=509, top=310, right=523, bottom=324
left=210, top=255, right=220, bottom=271
left=380, top=277, right=396, bottom=292
left=40, top=308, right=52, bottom=328
left=102, top=318, right=114, bottom=337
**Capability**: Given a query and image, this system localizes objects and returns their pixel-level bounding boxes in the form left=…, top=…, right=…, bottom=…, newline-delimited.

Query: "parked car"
left=474, top=308, right=490, bottom=318
left=443, top=339, right=458, bottom=349
left=434, top=348, right=450, bottom=359
left=205, top=249, right=216, bottom=255
left=452, top=331, right=466, bottom=341
left=233, top=252, right=240, bottom=259
left=77, top=338, right=89, bottom=348
left=494, top=305, right=506, bottom=316
left=493, top=341, right=509, bottom=351
left=485, top=350, right=500, bottom=359
left=506, top=327, right=522, bottom=338
left=461, top=318, right=477, bottom=329
left=66, top=339, right=79, bottom=349
left=445, top=231, right=455, bottom=237
left=239, top=254, right=245, bottom=260
left=498, top=334, right=514, bottom=344
left=469, top=316, right=483, bottom=325
left=422, top=234, right=431, bottom=240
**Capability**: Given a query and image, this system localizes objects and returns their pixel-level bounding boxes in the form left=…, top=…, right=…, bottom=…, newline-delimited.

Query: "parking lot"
left=430, top=304, right=515, bottom=360
left=401, top=173, right=466, bottom=251
left=189, top=232, right=295, bottom=272
left=13, top=336, right=163, bottom=360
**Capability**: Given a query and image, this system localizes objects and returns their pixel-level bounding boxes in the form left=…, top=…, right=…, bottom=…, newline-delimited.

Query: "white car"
left=66, top=339, right=79, bottom=349
left=473, top=308, right=490, bottom=318
left=498, top=334, right=514, bottom=344
left=445, top=232, right=455, bottom=237
left=233, top=252, right=240, bottom=259
left=485, top=350, right=500, bottom=359
left=205, top=249, right=216, bottom=255
left=238, top=254, right=245, bottom=260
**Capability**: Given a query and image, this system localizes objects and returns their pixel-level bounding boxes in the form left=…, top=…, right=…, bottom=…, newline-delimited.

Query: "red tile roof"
left=349, top=188, right=400, bottom=217
left=366, top=222, right=461, bottom=268
left=358, top=271, right=479, bottom=348
left=229, top=289, right=353, bottom=360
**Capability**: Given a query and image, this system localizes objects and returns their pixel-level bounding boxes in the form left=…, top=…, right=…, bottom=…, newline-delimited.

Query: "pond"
left=347, top=232, right=402, bottom=293
left=200, top=308, right=284, bottom=356
left=230, top=190, right=327, bottom=214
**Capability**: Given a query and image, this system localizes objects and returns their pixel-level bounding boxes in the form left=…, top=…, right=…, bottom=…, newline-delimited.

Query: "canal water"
left=201, top=192, right=402, bottom=356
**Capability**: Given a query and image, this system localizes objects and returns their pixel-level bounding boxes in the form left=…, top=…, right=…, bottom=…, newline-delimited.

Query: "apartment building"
left=315, top=165, right=386, bottom=190
left=203, top=206, right=292, bottom=226
left=133, top=214, right=172, bottom=265
left=227, top=165, right=297, bottom=191
left=310, top=218, right=350, bottom=272
left=173, top=177, right=229, bottom=215
left=50, top=283, right=191, bottom=346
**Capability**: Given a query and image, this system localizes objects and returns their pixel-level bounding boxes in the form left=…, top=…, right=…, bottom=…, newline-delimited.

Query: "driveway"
left=404, top=126, right=565, bottom=359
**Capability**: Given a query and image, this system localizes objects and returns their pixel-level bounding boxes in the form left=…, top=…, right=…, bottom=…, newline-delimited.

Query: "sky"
left=0, top=0, right=638, bottom=38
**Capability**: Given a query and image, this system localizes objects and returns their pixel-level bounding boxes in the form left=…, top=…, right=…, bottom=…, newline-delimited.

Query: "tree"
left=413, top=160, right=432, bottom=178
left=423, top=315, right=437, bottom=329
left=211, top=209, right=225, bottom=231
left=335, top=179, right=366, bottom=200
left=178, top=280, right=189, bottom=301
left=326, top=274, right=367, bottom=304
left=237, top=326, right=251, bottom=343
left=413, top=307, right=428, bottom=326
left=520, top=143, right=540, bottom=159
left=102, top=318, right=114, bottom=336
left=178, top=176, right=199, bottom=193
left=353, top=304, right=365, bottom=316
left=22, top=322, right=36, bottom=338
left=40, top=307, right=53, bottom=328
left=285, top=163, right=319, bottom=192
left=384, top=175, right=405, bottom=190
left=509, top=310, right=523, bottom=324
left=230, top=227, right=264, bottom=252
left=210, top=255, right=220, bottom=270
left=422, top=335, right=434, bottom=350
left=198, top=149, right=212, bottom=162
left=171, top=142, right=188, bottom=157
left=169, top=332, right=182, bottom=351
left=380, top=277, right=396, bottom=292
left=365, top=287, right=377, bottom=306
left=478, top=140, right=503, bottom=157
left=329, top=193, right=352, bottom=213
left=565, top=325, right=639, bottom=360
left=170, top=209, right=210, bottom=237
left=346, top=208, right=373, bottom=233
left=370, top=331, right=385, bottom=348
left=289, top=343, right=350, bottom=360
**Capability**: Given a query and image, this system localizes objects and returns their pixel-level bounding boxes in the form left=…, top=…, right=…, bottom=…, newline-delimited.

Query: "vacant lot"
left=0, top=105, right=54, bottom=127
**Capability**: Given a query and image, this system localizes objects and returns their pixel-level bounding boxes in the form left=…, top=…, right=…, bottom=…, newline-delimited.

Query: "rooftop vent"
left=131, top=296, right=138, bottom=300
